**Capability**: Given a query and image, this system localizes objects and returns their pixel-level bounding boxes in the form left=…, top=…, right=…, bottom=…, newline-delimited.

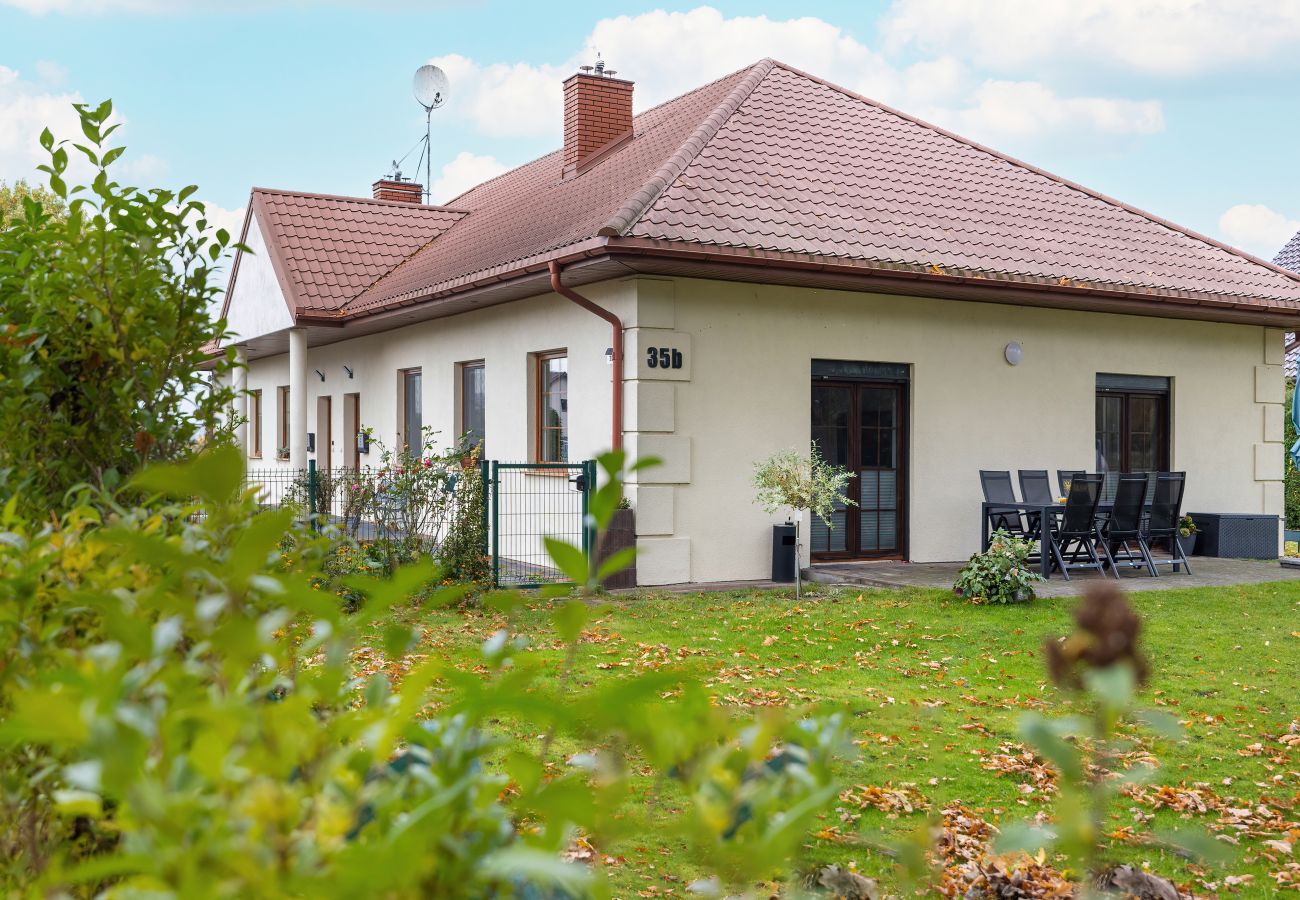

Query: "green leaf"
left=53, top=789, right=103, bottom=819
left=1133, top=708, right=1184, bottom=741
left=39, top=127, right=53, bottom=150
left=994, top=821, right=1058, bottom=855
left=1084, top=664, right=1136, bottom=710
left=552, top=599, right=591, bottom=644
left=101, top=146, right=125, bottom=167
left=1017, top=713, right=1084, bottom=782
left=479, top=847, right=594, bottom=896
left=382, top=622, right=416, bottom=658
left=595, top=547, right=636, bottom=583
left=131, top=443, right=243, bottom=505
left=544, top=536, right=588, bottom=584
left=1156, top=827, right=1235, bottom=865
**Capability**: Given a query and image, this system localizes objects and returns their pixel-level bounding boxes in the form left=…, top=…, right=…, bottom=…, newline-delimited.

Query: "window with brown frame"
left=535, top=351, right=568, bottom=462
left=276, top=385, right=290, bottom=458
left=1095, top=374, right=1170, bottom=472
left=249, top=389, right=263, bottom=458
left=459, top=361, right=486, bottom=455
left=401, top=368, right=422, bottom=452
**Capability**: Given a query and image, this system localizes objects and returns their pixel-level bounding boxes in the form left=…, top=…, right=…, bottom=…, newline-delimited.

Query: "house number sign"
left=646, top=347, right=684, bottom=369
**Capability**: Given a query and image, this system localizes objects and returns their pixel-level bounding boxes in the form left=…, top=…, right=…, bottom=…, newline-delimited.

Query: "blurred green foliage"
left=0, top=100, right=237, bottom=516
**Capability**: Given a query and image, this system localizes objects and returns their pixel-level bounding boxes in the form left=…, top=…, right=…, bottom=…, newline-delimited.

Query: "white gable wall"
left=225, top=215, right=295, bottom=343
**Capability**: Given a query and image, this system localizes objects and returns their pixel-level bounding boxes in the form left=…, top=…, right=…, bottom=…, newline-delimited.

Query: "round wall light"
left=1004, top=341, right=1024, bottom=366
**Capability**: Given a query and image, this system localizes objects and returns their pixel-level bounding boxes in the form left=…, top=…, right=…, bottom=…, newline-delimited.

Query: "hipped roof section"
left=231, top=58, right=1300, bottom=326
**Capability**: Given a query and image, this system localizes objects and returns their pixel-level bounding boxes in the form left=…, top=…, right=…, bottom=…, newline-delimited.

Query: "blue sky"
left=2, top=0, right=1299, bottom=260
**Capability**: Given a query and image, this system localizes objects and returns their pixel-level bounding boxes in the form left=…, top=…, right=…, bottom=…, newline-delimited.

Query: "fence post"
left=307, top=459, right=318, bottom=532
left=490, top=460, right=500, bottom=588
left=479, top=458, right=490, bottom=561
left=581, top=459, right=594, bottom=562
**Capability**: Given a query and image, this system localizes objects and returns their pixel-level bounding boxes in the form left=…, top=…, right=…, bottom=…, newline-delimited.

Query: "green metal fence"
left=485, top=460, right=594, bottom=588
left=243, top=462, right=472, bottom=546
left=244, top=459, right=595, bottom=588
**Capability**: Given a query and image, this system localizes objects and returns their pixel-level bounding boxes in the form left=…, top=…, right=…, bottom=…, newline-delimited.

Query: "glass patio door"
left=810, top=382, right=906, bottom=559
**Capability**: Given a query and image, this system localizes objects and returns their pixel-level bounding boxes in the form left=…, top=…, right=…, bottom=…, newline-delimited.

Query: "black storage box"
left=1187, top=512, right=1279, bottom=559
left=771, top=523, right=797, bottom=583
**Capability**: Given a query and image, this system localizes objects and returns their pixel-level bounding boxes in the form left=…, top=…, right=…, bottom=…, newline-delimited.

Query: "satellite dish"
left=413, top=64, right=449, bottom=111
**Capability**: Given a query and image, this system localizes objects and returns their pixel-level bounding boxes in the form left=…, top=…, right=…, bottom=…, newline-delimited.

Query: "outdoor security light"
left=1004, top=341, right=1023, bottom=366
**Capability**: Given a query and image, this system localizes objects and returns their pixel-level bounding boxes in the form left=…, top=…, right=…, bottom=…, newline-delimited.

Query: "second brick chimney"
left=563, top=69, right=634, bottom=173
left=372, top=177, right=423, bottom=205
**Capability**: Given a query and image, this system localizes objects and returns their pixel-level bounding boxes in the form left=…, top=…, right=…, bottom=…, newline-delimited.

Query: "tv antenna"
left=411, top=64, right=449, bottom=204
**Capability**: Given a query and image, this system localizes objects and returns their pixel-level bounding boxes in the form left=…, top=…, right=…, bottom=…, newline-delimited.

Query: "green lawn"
left=368, top=581, right=1300, bottom=897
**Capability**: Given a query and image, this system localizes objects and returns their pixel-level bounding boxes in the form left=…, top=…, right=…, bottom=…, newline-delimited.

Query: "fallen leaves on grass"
left=976, top=742, right=1058, bottom=797
left=839, top=783, right=930, bottom=817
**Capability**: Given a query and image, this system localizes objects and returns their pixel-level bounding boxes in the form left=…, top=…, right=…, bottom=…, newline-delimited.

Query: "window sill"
left=524, top=466, right=572, bottom=477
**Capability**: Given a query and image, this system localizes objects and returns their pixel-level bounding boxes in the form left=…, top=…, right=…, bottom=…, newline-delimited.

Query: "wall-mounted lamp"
left=343, top=365, right=354, bottom=379
left=314, top=369, right=325, bottom=382
left=1004, top=341, right=1024, bottom=366
left=603, top=347, right=614, bottom=365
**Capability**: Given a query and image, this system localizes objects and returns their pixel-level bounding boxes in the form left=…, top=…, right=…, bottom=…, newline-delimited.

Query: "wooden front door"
left=810, top=381, right=907, bottom=559
left=343, top=393, right=360, bottom=471
left=316, top=396, right=332, bottom=469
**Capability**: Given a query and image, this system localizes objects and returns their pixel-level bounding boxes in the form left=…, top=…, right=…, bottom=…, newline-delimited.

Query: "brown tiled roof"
left=624, top=63, right=1300, bottom=305
left=238, top=59, right=1300, bottom=324
left=250, top=188, right=466, bottom=312
left=346, top=64, right=760, bottom=314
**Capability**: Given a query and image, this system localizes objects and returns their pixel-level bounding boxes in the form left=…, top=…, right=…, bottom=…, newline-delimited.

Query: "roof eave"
left=602, top=238, right=1300, bottom=329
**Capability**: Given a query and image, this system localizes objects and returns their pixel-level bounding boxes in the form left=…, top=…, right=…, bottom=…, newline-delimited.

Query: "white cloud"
left=432, top=6, right=1163, bottom=152
left=916, top=79, right=1164, bottom=150
left=1218, top=204, right=1300, bottom=259
left=0, top=65, right=87, bottom=183
left=881, top=0, right=1300, bottom=77
left=430, top=150, right=507, bottom=205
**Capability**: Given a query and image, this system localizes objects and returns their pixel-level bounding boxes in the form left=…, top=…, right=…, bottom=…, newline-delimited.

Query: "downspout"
left=548, top=259, right=623, bottom=451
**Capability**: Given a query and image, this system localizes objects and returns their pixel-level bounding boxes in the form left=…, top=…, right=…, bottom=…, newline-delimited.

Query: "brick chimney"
left=563, top=65, right=633, bottom=173
left=372, top=177, right=423, bottom=204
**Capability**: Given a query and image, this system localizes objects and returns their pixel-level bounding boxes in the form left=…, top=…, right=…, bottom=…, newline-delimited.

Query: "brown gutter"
left=549, top=259, right=623, bottom=451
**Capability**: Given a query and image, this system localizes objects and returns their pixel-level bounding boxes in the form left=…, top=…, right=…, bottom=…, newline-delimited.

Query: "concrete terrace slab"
left=805, top=557, right=1300, bottom=598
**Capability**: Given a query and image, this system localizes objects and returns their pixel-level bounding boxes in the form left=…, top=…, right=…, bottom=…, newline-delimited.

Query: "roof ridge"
left=760, top=59, right=1300, bottom=288
left=251, top=185, right=470, bottom=215
left=599, top=59, right=775, bottom=237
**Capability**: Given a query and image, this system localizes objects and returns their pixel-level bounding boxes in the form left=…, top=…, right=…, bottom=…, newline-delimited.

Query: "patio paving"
left=805, top=557, right=1300, bottom=597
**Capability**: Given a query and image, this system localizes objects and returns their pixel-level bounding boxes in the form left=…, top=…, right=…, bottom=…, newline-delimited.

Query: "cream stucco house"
left=216, top=59, right=1300, bottom=585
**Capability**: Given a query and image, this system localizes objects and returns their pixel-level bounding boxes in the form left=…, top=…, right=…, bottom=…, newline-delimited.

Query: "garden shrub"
left=0, top=446, right=851, bottom=897
left=0, top=101, right=236, bottom=517
left=953, top=528, right=1044, bottom=604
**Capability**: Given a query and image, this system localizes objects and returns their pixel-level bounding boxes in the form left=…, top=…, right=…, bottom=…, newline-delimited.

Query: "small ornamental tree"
left=0, top=100, right=237, bottom=516
left=752, top=442, right=855, bottom=597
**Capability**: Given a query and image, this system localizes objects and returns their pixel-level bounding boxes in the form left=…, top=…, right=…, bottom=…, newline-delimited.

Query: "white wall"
left=240, top=274, right=1285, bottom=587
left=623, top=277, right=1284, bottom=584
left=225, top=216, right=295, bottom=343
left=241, top=285, right=628, bottom=470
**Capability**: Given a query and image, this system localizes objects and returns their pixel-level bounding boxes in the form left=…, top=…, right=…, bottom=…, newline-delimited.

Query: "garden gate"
left=483, top=460, right=595, bottom=587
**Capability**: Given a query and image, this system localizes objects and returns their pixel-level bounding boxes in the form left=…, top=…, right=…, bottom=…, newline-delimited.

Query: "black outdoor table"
left=980, top=500, right=1063, bottom=578
left=979, top=500, right=1124, bottom=578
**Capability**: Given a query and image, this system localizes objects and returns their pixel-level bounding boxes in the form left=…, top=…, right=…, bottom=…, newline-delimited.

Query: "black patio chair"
left=1047, top=474, right=1106, bottom=580
left=1099, top=473, right=1156, bottom=577
left=980, top=470, right=1026, bottom=536
left=1018, top=470, right=1055, bottom=540
left=1144, top=472, right=1191, bottom=575
left=1056, top=470, right=1084, bottom=497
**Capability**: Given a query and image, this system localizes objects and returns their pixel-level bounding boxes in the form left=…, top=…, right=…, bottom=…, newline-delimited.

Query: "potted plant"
left=1177, top=514, right=1198, bottom=557
left=752, top=442, right=855, bottom=599
left=275, top=446, right=290, bottom=461
left=953, top=529, right=1044, bottom=604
